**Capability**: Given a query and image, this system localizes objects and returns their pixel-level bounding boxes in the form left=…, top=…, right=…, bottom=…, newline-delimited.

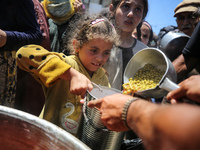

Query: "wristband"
left=122, top=97, right=139, bottom=130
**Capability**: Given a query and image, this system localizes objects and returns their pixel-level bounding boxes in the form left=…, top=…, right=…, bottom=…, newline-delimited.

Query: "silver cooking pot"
left=159, top=30, right=190, bottom=61
left=77, top=84, right=125, bottom=150
left=0, top=105, right=91, bottom=150
left=124, top=48, right=178, bottom=98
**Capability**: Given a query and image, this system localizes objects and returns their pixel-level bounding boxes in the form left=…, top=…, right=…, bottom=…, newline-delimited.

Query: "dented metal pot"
left=0, top=105, right=91, bottom=150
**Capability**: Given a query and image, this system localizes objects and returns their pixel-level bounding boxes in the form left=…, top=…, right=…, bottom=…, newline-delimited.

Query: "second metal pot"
left=159, top=30, right=190, bottom=61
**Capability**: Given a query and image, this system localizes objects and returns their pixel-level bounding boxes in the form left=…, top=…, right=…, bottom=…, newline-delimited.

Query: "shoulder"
left=64, top=55, right=76, bottom=64
left=64, top=55, right=81, bottom=70
left=135, top=40, right=148, bottom=49
left=132, top=40, right=148, bottom=54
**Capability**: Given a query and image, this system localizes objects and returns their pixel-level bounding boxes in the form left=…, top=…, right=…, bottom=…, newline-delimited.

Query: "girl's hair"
left=66, top=14, right=120, bottom=54
left=110, top=0, right=148, bottom=20
left=137, top=20, right=153, bottom=45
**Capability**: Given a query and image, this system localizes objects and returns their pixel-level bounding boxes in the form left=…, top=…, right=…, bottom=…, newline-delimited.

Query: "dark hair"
left=110, top=0, right=148, bottom=20
left=99, top=7, right=111, bottom=20
left=157, top=25, right=178, bottom=47
left=136, top=21, right=153, bottom=45
left=66, top=14, right=120, bottom=54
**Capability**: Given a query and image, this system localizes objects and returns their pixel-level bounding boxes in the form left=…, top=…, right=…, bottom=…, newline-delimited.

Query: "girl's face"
left=77, top=38, right=113, bottom=76
left=114, top=0, right=144, bottom=33
left=140, top=24, right=151, bottom=45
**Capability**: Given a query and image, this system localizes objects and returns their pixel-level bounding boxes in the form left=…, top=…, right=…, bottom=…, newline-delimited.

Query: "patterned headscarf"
left=42, top=0, right=75, bottom=24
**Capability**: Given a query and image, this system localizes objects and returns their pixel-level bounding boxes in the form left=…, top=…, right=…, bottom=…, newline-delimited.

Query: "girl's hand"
left=61, top=68, right=93, bottom=98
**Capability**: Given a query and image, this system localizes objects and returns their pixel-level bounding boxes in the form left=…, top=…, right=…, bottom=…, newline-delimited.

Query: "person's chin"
left=90, top=67, right=99, bottom=73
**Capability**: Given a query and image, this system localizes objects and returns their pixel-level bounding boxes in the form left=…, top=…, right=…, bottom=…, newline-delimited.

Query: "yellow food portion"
left=123, top=63, right=165, bottom=95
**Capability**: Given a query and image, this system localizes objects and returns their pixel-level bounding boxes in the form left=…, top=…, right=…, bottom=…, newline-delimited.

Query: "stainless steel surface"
left=124, top=48, right=177, bottom=98
left=159, top=30, right=190, bottom=61
left=78, top=85, right=125, bottom=150
left=159, top=77, right=180, bottom=91
left=0, top=105, right=91, bottom=150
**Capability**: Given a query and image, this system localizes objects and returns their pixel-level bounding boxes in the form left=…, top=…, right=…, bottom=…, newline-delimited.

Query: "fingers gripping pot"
left=77, top=83, right=125, bottom=150
left=124, top=48, right=178, bottom=99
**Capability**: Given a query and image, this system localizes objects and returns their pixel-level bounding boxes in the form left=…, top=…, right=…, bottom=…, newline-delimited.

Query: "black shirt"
left=183, top=21, right=200, bottom=58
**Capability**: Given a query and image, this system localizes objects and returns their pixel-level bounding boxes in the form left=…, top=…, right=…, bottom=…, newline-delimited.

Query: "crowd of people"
left=1, top=0, right=200, bottom=150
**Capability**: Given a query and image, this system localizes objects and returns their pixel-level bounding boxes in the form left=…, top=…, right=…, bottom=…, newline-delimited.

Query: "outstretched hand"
left=73, top=0, right=84, bottom=12
left=84, top=94, right=133, bottom=132
left=167, top=75, right=200, bottom=104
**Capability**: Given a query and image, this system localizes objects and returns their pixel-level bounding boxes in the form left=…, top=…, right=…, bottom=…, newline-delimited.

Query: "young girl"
left=103, top=0, right=149, bottom=90
left=16, top=15, right=119, bottom=136
left=101, top=0, right=149, bottom=147
left=132, top=20, right=153, bottom=46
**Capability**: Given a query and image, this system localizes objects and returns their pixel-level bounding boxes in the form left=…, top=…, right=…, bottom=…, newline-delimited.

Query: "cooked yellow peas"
left=123, top=63, right=165, bottom=95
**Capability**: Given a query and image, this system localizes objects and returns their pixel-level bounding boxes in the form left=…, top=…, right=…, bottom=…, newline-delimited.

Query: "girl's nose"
left=127, top=10, right=134, bottom=18
left=95, top=54, right=103, bottom=61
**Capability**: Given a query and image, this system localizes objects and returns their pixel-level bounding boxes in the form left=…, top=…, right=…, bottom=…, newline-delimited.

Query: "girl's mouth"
left=125, top=20, right=133, bottom=25
left=92, top=62, right=101, bottom=67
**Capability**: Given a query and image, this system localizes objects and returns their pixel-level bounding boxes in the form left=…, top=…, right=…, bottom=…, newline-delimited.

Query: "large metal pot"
left=124, top=48, right=178, bottom=98
left=159, top=30, right=190, bottom=61
left=0, top=105, right=91, bottom=150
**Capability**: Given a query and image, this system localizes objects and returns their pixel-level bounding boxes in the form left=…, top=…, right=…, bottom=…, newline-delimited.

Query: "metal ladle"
left=124, top=48, right=178, bottom=99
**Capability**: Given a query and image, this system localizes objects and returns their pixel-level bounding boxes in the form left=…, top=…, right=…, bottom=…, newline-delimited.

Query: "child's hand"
left=61, top=68, right=93, bottom=98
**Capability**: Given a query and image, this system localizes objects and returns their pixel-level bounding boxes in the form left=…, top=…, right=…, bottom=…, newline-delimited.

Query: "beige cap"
left=174, top=0, right=200, bottom=17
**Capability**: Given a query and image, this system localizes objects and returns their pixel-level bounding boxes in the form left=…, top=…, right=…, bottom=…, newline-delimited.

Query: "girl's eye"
left=103, top=51, right=111, bottom=56
left=135, top=7, right=142, bottom=12
left=90, top=49, right=98, bottom=54
left=122, top=4, right=130, bottom=9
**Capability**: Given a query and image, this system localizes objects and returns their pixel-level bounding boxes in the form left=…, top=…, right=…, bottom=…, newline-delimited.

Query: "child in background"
left=16, top=15, right=119, bottom=136
left=132, top=20, right=153, bottom=46
left=103, top=0, right=149, bottom=91
left=102, top=0, right=149, bottom=149
left=42, top=0, right=85, bottom=55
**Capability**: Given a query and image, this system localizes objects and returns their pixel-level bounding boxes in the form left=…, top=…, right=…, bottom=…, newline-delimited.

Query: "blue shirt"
left=0, top=0, right=42, bottom=51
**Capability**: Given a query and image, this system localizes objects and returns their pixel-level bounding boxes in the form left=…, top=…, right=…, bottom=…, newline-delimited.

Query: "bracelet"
left=122, top=97, right=139, bottom=130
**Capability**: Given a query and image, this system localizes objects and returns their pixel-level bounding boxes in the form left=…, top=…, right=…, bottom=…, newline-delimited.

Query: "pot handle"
left=91, top=82, right=103, bottom=92
left=159, top=77, right=179, bottom=92
left=160, top=78, right=200, bottom=105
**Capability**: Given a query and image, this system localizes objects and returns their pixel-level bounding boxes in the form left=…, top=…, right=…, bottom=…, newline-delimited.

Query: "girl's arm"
left=61, top=67, right=93, bottom=98
left=16, top=44, right=92, bottom=98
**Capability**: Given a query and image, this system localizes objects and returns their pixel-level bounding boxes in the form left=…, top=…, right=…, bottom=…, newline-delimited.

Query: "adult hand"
left=0, top=29, right=7, bottom=47
left=73, top=0, right=84, bottom=12
left=61, top=67, right=93, bottom=98
left=167, top=75, right=200, bottom=104
left=87, top=93, right=133, bottom=132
